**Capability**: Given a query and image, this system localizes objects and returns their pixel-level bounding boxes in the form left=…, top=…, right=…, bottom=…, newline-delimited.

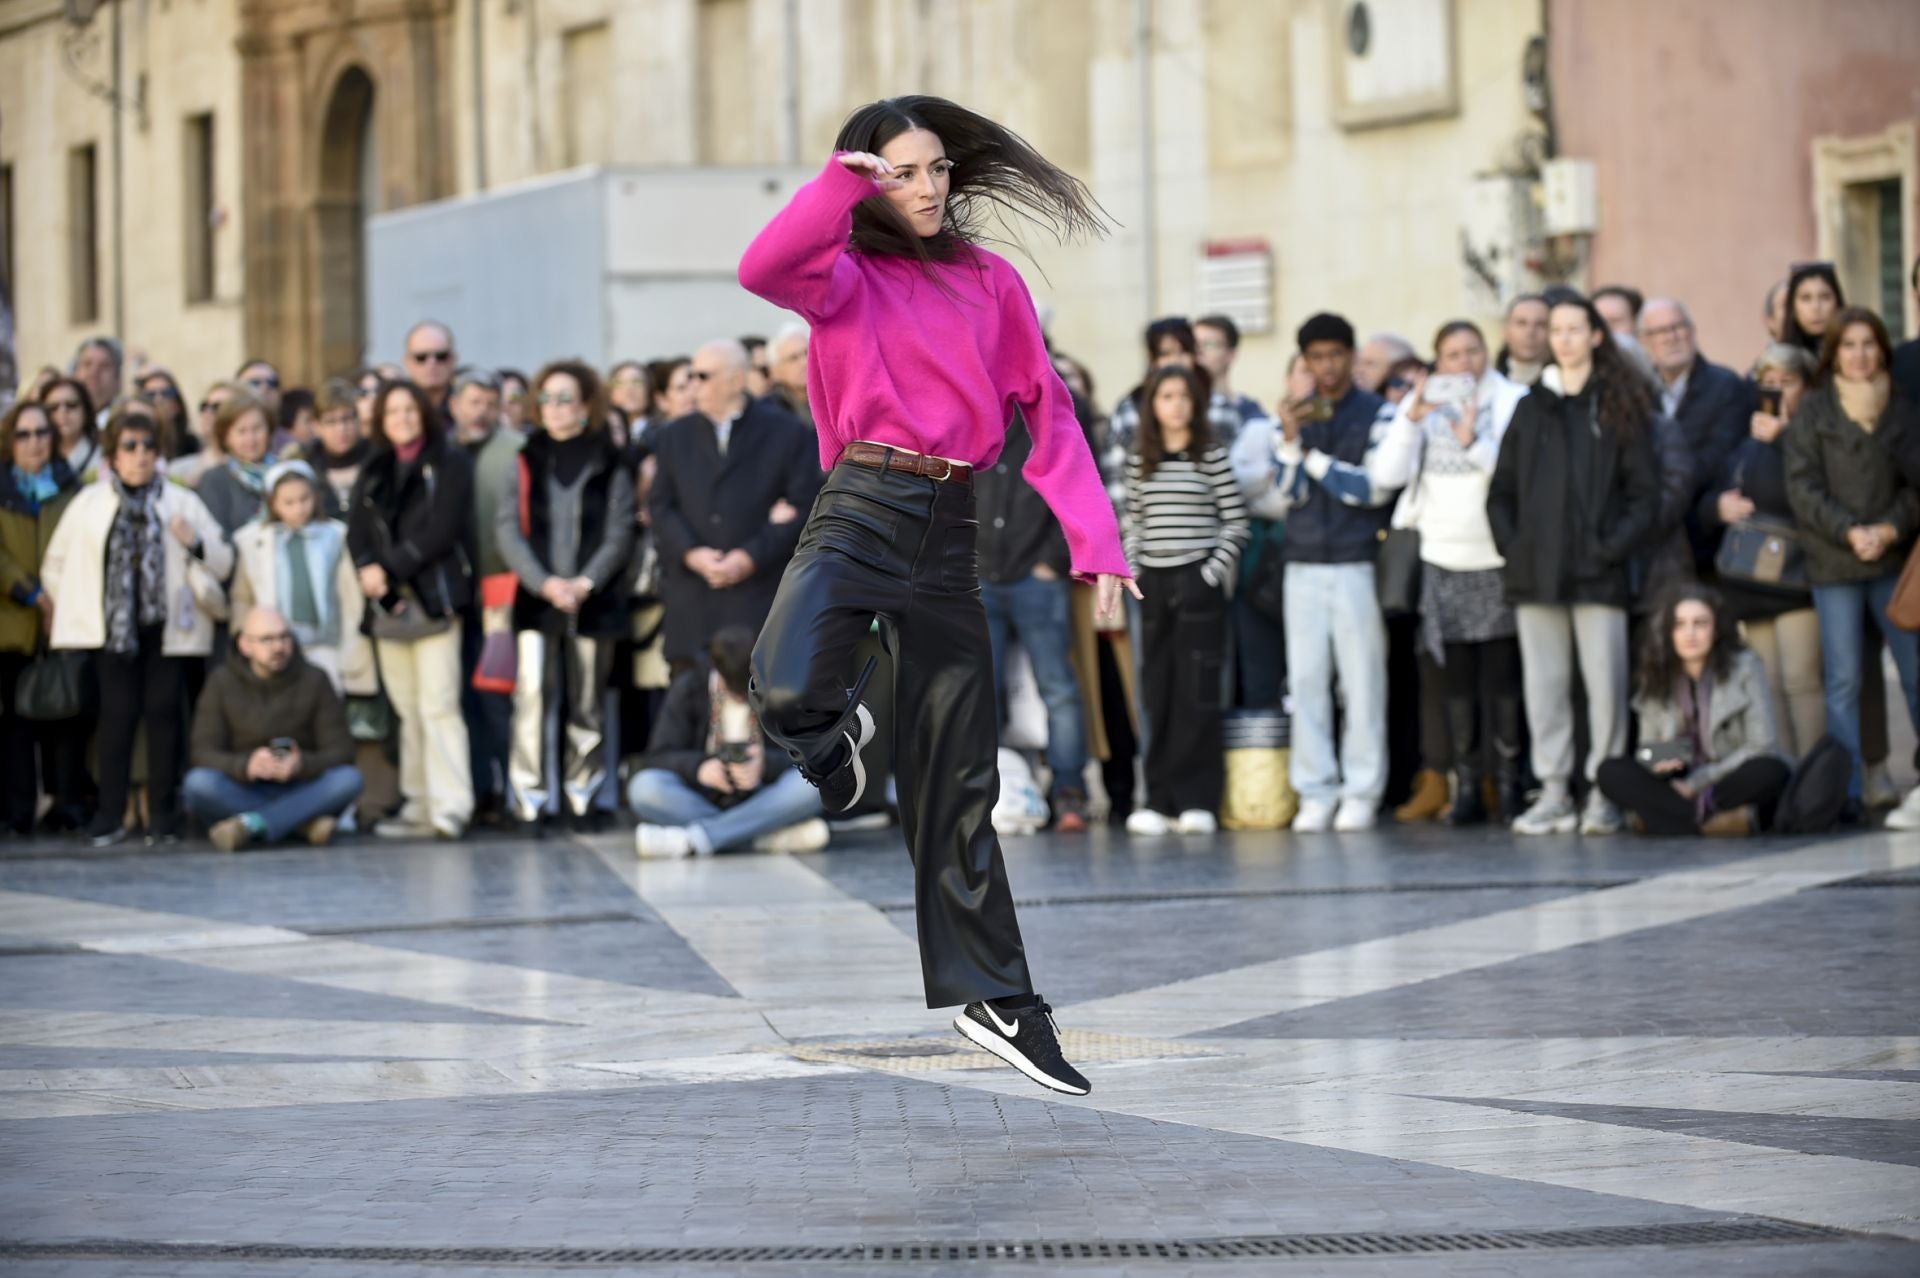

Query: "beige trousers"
left=376, top=622, right=473, bottom=834
left=1740, top=609, right=1825, bottom=758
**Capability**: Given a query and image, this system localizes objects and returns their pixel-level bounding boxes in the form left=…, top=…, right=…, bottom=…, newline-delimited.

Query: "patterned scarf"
left=228, top=456, right=271, bottom=496
left=103, top=474, right=169, bottom=654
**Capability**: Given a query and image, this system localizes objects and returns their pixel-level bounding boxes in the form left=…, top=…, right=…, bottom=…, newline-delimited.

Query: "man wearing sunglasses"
left=404, top=320, right=460, bottom=423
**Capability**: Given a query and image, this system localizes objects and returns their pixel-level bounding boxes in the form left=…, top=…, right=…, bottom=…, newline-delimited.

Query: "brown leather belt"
left=840, top=441, right=973, bottom=486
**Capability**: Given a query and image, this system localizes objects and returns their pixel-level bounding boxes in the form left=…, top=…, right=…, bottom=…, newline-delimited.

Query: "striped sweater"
left=1123, top=446, right=1251, bottom=587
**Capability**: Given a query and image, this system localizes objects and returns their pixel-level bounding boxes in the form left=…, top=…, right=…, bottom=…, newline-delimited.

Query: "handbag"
left=1715, top=515, right=1809, bottom=595
left=14, top=646, right=94, bottom=721
left=1890, top=537, right=1920, bottom=631
left=1374, top=419, right=1424, bottom=618
left=368, top=588, right=452, bottom=642
left=472, top=572, right=519, bottom=694
left=345, top=689, right=394, bottom=742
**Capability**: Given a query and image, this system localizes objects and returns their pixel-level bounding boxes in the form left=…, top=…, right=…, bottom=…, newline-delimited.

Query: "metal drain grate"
left=0, top=1220, right=1849, bottom=1267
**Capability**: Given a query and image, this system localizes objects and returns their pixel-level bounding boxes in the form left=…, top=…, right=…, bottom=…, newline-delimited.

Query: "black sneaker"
left=811, top=704, right=876, bottom=815
left=954, top=998, right=1090, bottom=1096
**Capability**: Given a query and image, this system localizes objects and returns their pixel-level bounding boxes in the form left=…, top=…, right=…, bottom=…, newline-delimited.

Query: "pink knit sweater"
left=738, top=156, right=1128, bottom=581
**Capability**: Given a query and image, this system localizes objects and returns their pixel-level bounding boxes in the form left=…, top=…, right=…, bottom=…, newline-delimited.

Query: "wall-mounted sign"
left=1197, top=238, right=1274, bottom=335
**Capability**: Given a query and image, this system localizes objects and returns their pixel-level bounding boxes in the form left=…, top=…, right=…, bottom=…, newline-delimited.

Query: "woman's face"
left=316, top=406, right=361, bottom=458
left=502, top=378, right=529, bottom=430
left=539, top=373, right=588, bottom=440
left=1835, top=322, right=1883, bottom=382
left=876, top=127, right=952, bottom=240
left=1548, top=304, right=1603, bottom=371
left=139, top=377, right=183, bottom=428
left=1435, top=330, right=1488, bottom=378
left=664, top=364, right=696, bottom=418
left=1758, top=366, right=1807, bottom=419
left=1671, top=599, right=1716, bottom=666
left=228, top=409, right=271, bottom=464
left=270, top=478, right=316, bottom=528
left=110, top=428, right=160, bottom=486
left=1152, top=379, right=1194, bottom=437
left=9, top=407, right=54, bottom=473
left=1793, top=276, right=1838, bottom=336
left=44, top=386, right=88, bottom=446
left=382, top=392, right=424, bottom=448
left=609, top=366, right=649, bottom=416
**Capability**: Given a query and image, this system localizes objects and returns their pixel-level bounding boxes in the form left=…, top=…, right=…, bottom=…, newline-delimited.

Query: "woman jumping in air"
left=739, top=96, right=1138, bottom=1095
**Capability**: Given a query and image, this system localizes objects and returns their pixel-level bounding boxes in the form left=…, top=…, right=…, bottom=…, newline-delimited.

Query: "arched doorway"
left=316, top=67, right=376, bottom=380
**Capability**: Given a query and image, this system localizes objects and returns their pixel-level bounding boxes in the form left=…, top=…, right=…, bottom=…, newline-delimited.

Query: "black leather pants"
left=750, top=460, right=1034, bottom=1008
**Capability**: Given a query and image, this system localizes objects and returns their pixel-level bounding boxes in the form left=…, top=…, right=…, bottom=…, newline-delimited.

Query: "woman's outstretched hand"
left=1094, top=573, right=1144, bottom=626
left=837, top=151, right=904, bottom=189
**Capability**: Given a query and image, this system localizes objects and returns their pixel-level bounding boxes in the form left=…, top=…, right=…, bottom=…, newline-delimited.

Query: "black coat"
left=975, top=409, right=1074, bottom=584
left=647, top=399, right=822, bottom=661
left=1782, top=385, right=1920, bottom=585
left=642, top=661, right=793, bottom=806
left=346, top=437, right=475, bottom=621
left=1671, top=355, right=1754, bottom=572
left=1486, top=378, right=1662, bottom=610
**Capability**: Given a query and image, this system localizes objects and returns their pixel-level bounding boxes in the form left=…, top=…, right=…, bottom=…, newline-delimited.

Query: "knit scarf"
left=1836, top=371, right=1891, bottom=432
left=103, top=474, right=169, bottom=654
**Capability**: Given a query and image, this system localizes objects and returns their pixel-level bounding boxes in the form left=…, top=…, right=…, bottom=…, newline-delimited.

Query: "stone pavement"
left=0, top=819, right=1916, bottom=1276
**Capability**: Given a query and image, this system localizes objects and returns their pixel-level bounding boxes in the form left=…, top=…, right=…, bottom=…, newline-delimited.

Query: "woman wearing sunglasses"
left=40, top=409, right=233, bottom=845
left=0, top=401, right=90, bottom=835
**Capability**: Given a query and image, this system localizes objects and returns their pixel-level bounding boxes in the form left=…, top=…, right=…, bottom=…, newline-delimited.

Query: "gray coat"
left=1631, top=647, right=1787, bottom=792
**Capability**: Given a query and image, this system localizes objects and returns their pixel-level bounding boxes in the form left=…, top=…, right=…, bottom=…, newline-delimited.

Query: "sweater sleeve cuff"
left=1274, top=436, right=1304, bottom=466
left=1303, top=450, right=1333, bottom=481
left=821, top=153, right=886, bottom=205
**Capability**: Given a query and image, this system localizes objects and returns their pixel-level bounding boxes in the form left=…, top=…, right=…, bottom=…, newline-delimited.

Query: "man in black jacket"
left=1640, top=298, right=1755, bottom=574
left=184, top=607, right=364, bottom=851
left=976, top=410, right=1091, bottom=831
left=627, top=626, right=826, bottom=858
left=648, top=340, right=822, bottom=668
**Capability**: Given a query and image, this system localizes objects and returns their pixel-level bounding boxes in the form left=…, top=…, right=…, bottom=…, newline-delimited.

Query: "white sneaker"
left=1333, top=798, right=1377, bottom=832
left=1125, top=809, right=1172, bottom=836
left=992, top=748, right=1050, bottom=836
left=1292, top=799, right=1336, bottom=833
left=751, top=818, right=831, bottom=854
left=634, top=823, right=696, bottom=859
left=1865, top=762, right=1901, bottom=810
left=1578, top=792, right=1624, bottom=836
left=1175, top=809, right=1217, bottom=835
left=1883, top=786, right=1920, bottom=831
left=1512, top=792, right=1577, bottom=835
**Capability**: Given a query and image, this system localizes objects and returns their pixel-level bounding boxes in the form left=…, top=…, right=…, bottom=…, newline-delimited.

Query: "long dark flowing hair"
left=1134, top=365, right=1213, bottom=478
left=1547, top=291, right=1655, bottom=446
left=1637, top=583, right=1744, bottom=700
left=832, top=96, right=1110, bottom=279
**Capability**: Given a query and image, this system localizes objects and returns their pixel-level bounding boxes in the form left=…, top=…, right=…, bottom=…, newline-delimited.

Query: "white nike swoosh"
left=983, top=1004, right=1019, bottom=1037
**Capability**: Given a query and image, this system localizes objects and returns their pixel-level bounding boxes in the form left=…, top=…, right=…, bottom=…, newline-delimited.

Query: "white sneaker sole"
left=1513, top=815, right=1578, bottom=835
left=953, top=1013, right=1090, bottom=1096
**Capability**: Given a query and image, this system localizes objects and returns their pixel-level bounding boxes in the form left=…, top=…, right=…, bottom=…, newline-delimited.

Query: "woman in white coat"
left=41, top=410, right=233, bottom=846
left=1367, top=320, right=1529, bottom=824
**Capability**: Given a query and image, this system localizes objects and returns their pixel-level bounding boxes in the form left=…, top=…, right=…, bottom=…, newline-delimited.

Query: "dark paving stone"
left=1215, top=887, right=1920, bottom=1039
left=0, top=1075, right=1728, bottom=1249
left=1753, top=1069, right=1920, bottom=1084
left=348, top=916, right=736, bottom=999
left=0, top=841, right=637, bottom=934
left=0, top=952, right=537, bottom=1024
left=1428, top=1095, right=1920, bottom=1167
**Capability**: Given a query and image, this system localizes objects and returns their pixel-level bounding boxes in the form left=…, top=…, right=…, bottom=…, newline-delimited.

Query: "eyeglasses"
left=408, top=349, right=453, bottom=364
left=116, top=437, right=159, bottom=454
left=13, top=426, right=52, bottom=440
left=537, top=391, right=578, bottom=405
left=142, top=386, right=182, bottom=402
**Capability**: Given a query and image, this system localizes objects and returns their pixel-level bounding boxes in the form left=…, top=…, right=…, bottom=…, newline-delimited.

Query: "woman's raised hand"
left=837, top=151, right=904, bottom=188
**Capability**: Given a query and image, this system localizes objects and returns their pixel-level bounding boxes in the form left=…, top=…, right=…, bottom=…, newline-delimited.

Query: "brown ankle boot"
left=1699, top=806, right=1757, bottom=837
left=1394, top=768, right=1449, bottom=823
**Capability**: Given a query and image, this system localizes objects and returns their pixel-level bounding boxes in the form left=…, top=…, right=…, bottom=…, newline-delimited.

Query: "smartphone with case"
left=1636, top=739, right=1695, bottom=770
left=1422, top=373, right=1476, bottom=406
left=1757, top=385, right=1783, bottom=416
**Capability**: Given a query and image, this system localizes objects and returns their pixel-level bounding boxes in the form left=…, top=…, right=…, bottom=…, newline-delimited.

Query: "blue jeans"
left=182, top=765, right=365, bottom=843
left=625, top=767, right=823, bottom=852
left=1812, top=574, right=1920, bottom=798
left=982, top=574, right=1088, bottom=793
left=1284, top=561, right=1388, bottom=805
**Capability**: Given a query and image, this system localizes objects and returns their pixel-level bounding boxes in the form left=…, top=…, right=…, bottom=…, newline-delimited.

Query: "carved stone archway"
left=316, top=67, right=377, bottom=380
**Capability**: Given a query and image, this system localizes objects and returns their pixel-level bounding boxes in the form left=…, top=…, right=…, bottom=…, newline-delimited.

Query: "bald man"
left=184, top=606, right=364, bottom=851
left=647, top=338, right=824, bottom=667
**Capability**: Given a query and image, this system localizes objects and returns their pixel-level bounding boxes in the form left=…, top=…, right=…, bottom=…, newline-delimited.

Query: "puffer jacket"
left=1782, top=385, right=1920, bottom=585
